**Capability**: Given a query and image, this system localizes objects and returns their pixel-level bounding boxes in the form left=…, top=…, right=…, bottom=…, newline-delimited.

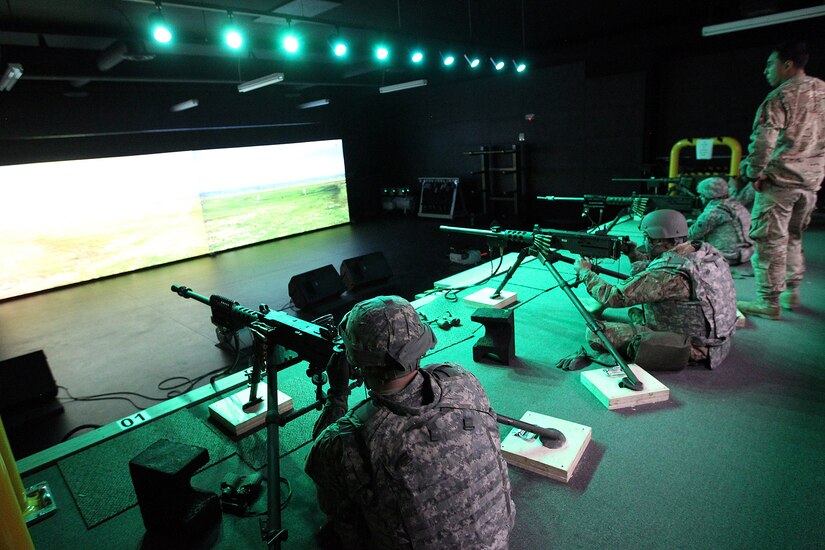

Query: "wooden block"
left=500, top=411, right=591, bottom=483
left=736, top=308, right=746, bottom=328
left=208, top=383, right=293, bottom=437
left=463, top=287, right=517, bottom=309
left=579, top=364, right=669, bottom=410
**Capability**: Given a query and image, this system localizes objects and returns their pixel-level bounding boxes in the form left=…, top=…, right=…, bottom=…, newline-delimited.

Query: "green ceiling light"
left=329, top=28, right=347, bottom=58
left=411, top=50, right=424, bottom=63
left=283, top=33, right=299, bottom=54
left=375, top=45, right=389, bottom=61
left=464, top=54, right=480, bottom=68
left=149, top=4, right=172, bottom=44
left=490, top=57, right=505, bottom=71
left=513, top=60, right=526, bottom=73
left=441, top=52, right=455, bottom=66
left=281, top=19, right=300, bottom=54
left=222, top=12, right=243, bottom=50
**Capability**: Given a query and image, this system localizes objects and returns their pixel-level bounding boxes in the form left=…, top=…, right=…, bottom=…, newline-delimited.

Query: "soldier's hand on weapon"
left=325, top=350, right=351, bottom=399
left=311, top=351, right=352, bottom=439
left=573, top=257, right=592, bottom=274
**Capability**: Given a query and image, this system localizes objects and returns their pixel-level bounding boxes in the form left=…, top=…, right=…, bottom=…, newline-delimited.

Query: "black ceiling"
left=0, top=1, right=822, bottom=96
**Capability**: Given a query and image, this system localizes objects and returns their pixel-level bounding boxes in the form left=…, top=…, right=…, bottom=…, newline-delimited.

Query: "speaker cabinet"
left=0, top=350, right=59, bottom=418
left=340, top=252, right=393, bottom=291
left=288, top=264, right=346, bottom=309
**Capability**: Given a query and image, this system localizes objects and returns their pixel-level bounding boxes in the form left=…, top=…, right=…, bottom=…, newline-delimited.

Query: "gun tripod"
left=491, top=244, right=643, bottom=391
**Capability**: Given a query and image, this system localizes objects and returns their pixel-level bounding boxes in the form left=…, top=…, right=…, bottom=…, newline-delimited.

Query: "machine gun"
left=170, top=285, right=567, bottom=543
left=442, top=225, right=630, bottom=279
left=538, top=193, right=698, bottom=225
left=171, top=285, right=361, bottom=549
left=440, top=225, right=642, bottom=391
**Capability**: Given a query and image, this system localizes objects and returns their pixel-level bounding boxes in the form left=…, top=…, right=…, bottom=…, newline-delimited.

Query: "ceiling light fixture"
left=223, top=12, right=243, bottom=49
left=490, top=57, right=505, bottom=71
left=170, top=98, right=199, bottom=112
left=441, top=52, right=455, bottom=66
left=464, top=54, right=480, bottom=68
left=513, top=60, right=526, bottom=73
left=0, top=63, right=23, bottom=91
left=702, top=5, right=825, bottom=36
left=149, top=3, right=172, bottom=44
left=298, top=98, right=330, bottom=109
left=410, top=50, right=424, bottom=63
left=237, top=72, right=284, bottom=93
left=379, top=79, right=428, bottom=94
left=282, top=19, right=299, bottom=53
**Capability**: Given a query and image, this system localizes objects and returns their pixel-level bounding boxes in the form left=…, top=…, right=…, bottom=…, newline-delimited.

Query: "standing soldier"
left=737, top=41, right=825, bottom=319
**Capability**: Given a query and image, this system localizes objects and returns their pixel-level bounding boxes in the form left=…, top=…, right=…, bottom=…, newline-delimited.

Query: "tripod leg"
left=491, top=247, right=531, bottom=298
left=538, top=252, right=643, bottom=391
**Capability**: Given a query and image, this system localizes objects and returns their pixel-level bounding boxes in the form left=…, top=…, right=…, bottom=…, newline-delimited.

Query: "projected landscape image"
left=0, top=140, right=350, bottom=300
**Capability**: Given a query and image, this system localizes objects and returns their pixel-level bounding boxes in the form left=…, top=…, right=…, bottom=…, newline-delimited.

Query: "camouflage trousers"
left=585, top=322, right=708, bottom=362
left=750, top=183, right=818, bottom=300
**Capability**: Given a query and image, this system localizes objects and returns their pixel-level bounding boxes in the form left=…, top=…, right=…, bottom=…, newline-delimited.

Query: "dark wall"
left=366, top=63, right=648, bottom=227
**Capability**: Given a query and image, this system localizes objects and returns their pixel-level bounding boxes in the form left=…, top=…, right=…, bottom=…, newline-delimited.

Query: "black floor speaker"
left=0, top=350, right=61, bottom=422
left=288, top=264, right=346, bottom=309
left=340, top=252, right=393, bottom=291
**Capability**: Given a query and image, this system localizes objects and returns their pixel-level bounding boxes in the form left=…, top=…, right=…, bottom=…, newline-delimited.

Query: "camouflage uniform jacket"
left=305, top=364, right=515, bottom=550
left=741, top=74, right=825, bottom=191
left=580, top=241, right=737, bottom=368
left=688, top=198, right=753, bottom=262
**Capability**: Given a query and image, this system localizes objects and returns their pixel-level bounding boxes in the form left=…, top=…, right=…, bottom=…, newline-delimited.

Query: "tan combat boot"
left=737, top=299, right=781, bottom=320
left=780, top=288, right=800, bottom=310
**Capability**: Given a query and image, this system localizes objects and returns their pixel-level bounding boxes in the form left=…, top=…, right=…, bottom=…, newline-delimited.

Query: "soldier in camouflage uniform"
left=688, top=176, right=754, bottom=265
left=573, top=209, right=738, bottom=369
left=305, top=296, right=515, bottom=549
left=737, top=41, right=825, bottom=319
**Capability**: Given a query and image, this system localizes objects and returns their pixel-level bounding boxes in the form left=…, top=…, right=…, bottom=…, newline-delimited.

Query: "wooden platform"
left=463, top=287, right=517, bottom=308
left=579, top=364, right=669, bottom=409
left=501, top=411, right=592, bottom=483
left=208, top=383, right=293, bottom=437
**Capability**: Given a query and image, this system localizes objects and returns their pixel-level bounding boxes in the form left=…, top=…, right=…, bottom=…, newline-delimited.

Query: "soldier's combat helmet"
left=338, top=295, right=436, bottom=382
left=639, top=209, right=689, bottom=239
left=696, top=177, right=730, bottom=199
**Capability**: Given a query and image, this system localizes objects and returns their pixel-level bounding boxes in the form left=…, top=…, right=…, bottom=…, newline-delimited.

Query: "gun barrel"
left=439, top=225, right=535, bottom=244
left=536, top=196, right=585, bottom=202
left=171, top=284, right=209, bottom=305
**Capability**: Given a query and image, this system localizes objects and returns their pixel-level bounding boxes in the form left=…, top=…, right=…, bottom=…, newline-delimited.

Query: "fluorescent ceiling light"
left=298, top=98, right=330, bottom=109
left=702, top=5, right=825, bottom=36
left=237, top=72, right=285, bottom=93
left=170, top=99, right=199, bottom=112
left=379, top=79, right=428, bottom=94
left=0, top=63, right=23, bottom=91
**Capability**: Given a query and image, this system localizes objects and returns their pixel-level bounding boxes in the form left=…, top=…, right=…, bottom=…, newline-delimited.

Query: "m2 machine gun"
left=171, top=285, right=361, bottom=549
left=538, top=193, right=698, bottom=226
left=440, top=225, right=643, bottom=391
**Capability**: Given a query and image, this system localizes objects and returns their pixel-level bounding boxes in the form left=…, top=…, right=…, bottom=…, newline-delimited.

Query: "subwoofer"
left=288, top=265, right=345, bottom=309
left=340, top=252, right=393, bottom=291
left=0, top=350, right=59, bottom=418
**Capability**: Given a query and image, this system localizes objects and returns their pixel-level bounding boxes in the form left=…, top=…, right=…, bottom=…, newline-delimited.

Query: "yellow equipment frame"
left=668, top=137, right=742, bottom=193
